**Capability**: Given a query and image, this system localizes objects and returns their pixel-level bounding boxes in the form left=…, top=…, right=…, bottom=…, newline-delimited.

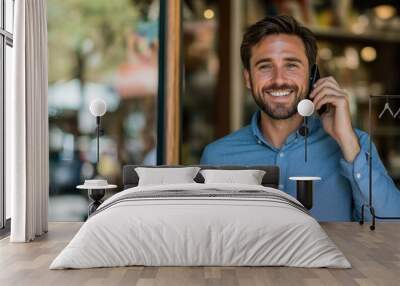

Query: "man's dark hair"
left=240, top=15, right=317, bottom=70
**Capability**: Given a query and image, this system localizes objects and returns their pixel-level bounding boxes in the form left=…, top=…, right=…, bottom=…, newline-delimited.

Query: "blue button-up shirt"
left=200, top=110, right=400, bottom=221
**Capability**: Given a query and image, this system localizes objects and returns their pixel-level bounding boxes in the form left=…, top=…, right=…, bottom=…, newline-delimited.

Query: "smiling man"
left=200, top=15, right=400, bottom=221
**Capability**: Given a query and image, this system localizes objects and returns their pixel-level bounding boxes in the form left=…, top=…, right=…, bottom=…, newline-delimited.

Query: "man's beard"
left=250, top=80, right=304, bottom=120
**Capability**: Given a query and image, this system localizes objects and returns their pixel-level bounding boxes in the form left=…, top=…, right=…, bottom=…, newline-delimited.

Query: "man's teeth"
left=269, top=90, right=291, bottom=97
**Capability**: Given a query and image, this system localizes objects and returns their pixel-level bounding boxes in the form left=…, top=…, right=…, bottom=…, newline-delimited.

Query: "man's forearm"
left=338, top=131, right=361, bottom=163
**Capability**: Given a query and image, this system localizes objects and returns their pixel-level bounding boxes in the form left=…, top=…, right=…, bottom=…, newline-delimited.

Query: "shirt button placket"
left=276, top=150, right=287, bottom=191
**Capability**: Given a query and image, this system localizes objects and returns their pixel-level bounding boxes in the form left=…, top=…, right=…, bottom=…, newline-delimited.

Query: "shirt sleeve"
left=339, top=130, right=400, bottom=220
left=199, top=144, right=213, bottom=165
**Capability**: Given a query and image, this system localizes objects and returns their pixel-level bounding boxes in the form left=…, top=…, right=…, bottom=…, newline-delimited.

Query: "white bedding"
left=50, top=183, right=351, bottom=269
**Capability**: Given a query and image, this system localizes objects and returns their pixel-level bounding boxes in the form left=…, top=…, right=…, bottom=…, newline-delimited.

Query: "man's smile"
left=262, top=88, right=296, bottom=104
left=265, top=89, right=294, bottom=97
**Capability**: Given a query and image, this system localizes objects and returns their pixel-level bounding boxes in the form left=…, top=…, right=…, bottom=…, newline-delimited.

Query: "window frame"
left=0, top=0, right=14, bottom=231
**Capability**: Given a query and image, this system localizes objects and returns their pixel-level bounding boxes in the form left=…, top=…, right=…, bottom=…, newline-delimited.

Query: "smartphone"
left=308, top=64, right=328, bottom=115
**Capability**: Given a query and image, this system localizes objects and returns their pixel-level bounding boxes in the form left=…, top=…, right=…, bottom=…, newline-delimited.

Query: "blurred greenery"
left=47, top=0, right=139, bottom=84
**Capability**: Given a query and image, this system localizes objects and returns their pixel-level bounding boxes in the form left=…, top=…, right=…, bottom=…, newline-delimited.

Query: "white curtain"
left=7, top=0, right=49, bottom=242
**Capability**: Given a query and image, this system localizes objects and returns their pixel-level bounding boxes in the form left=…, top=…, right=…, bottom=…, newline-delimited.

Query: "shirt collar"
left=250, top=110, right=321, bottom=150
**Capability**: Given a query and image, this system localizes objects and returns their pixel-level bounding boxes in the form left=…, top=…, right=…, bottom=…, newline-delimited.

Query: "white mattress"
left=50, top=183, right=351, bottom=269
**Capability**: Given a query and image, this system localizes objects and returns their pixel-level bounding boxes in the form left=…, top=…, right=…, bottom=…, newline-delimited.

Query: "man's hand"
left=310, top=76, right=360, bottom=162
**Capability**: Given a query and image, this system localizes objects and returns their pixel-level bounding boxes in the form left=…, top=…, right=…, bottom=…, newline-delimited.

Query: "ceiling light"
left=203, top=9, right=215, bottom=20
left=361, top=47, right=377, bottom=62
left=374, top=4, right=396, bottom=20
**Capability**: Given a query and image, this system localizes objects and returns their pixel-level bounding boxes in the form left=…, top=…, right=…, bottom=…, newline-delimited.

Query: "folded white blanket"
left=50, top=183, right=351, bottom=269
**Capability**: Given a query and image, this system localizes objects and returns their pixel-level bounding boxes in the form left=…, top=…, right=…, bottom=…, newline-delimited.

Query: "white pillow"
left=200, top=169, right=266, bottom=185
left=135, top=167, right=201, bottom=186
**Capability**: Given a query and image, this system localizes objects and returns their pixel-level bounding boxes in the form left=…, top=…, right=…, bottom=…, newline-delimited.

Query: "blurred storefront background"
left=48, top=0, right=159, bottom=221
left=48, top=0, right=400, bottom=221
left=181, top=0, right=400, bottom=187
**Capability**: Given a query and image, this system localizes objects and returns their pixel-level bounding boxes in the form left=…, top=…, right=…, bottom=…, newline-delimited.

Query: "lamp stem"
left=304, top=116, right=308, bottom=163
left=96, top=116, right=100, bottom=166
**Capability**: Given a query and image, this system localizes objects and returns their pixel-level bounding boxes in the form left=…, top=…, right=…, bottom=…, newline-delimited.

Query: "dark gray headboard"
left=123, top=165, right=280, bottom=189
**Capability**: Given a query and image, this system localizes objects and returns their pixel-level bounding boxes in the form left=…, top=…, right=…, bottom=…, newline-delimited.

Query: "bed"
left=50, top=165, right=350, bottom=269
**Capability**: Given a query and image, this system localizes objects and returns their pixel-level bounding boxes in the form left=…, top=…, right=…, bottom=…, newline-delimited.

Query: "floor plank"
left=0, top=222, right=399, bottom=286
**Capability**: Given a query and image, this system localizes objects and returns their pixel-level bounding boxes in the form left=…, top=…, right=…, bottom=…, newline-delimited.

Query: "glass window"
left=0, top=38, right=3, bottom=228
left=5, top=44, right=12, bottom=219
left=1, top=0, right=14, bottom=229
left=5, top=0, right=14, bottom=33
left=48, top=0, right=159, bottom=221
left=182, top=1, right=219, bottom=164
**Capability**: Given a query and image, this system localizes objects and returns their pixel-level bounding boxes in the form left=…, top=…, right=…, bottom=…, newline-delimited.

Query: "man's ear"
left=243, top=69, right=251, bottom=90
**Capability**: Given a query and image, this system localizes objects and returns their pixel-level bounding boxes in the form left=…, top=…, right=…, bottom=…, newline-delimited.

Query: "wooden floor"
left=0, top=222, right=399, bottom=286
